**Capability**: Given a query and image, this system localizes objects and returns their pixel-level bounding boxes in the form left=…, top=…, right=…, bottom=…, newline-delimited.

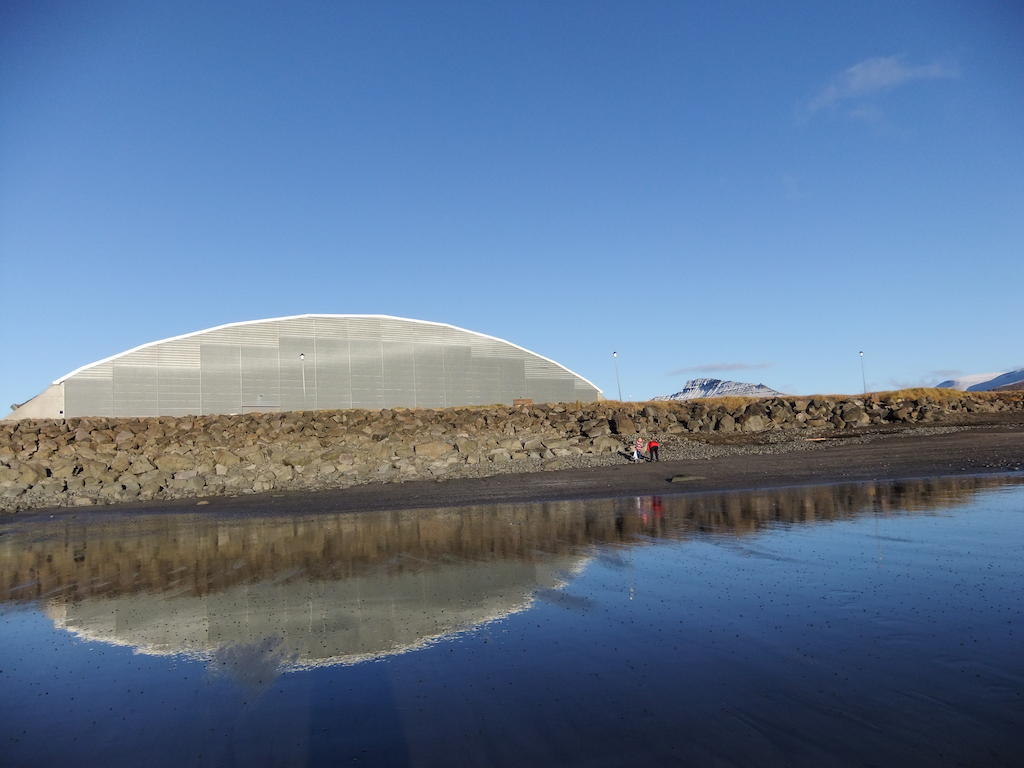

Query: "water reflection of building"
left=5, top=475, right=1016, bottom=606
left=2, top=475, right=1019, bottom=673
left=43, top=557, right=585, bottom=670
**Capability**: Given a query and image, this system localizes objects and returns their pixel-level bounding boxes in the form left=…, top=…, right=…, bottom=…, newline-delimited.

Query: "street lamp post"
left=299, top=353, right=307, bottom=406
left=859, top=351, right=866, bottom=395
left=612, top=351, right=623, bottom=401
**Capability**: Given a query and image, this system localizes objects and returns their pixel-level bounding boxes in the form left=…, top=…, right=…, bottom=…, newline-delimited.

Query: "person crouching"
left=632, top=436, right=646, bottom=463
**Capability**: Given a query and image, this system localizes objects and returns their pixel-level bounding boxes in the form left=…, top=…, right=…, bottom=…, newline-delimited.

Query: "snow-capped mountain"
left=936, top=369, right=1024, bottom=391
left=652, top=378, right=782, bottom=401
left=972, top=369, right=1024, bottom=391
left=935, top=372, right=1002, bottom=390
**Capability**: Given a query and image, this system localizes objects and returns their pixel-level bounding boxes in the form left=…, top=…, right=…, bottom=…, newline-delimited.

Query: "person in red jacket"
left=647, top=438, right=660, bottom=462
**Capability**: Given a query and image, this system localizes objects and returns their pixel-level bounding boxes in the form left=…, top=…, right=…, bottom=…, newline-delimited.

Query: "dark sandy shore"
left=14, top=423, right=1022, bottom=520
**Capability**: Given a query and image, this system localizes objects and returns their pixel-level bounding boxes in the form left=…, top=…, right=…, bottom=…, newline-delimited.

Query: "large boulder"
left=154, top=454, right=194, bottom=473
left=414, top=441, right=453, bottom=460
left=114, top=429, right=135, bottom=447
left=49, top=459, right=79, bottom=479
left=611, top=413, right=637, bottom=435
left=213, top=449, right=241, bottom=466
left=109, top=452, right=132, bottom=473
left=16, top=462, right=46, bottom=485
left=893, top=406, right=914, bottom=422
left=455, top=439, right=479, bottom=455
left=590, top=435, right=621, bottom=453
left=840, top=404, right=871, bottom=428
left=739, top=414, right=769, bottom=432
left=129, top=456, right=156, bottom=474
left=542, top=438, right=572, bottom=450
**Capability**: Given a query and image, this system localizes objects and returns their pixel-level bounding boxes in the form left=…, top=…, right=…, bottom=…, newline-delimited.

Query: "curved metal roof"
left=54, top=314, right=602, bottom=394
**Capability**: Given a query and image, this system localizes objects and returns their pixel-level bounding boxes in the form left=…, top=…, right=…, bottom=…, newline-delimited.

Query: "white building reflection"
left=44, top=555, right=589, bottom=672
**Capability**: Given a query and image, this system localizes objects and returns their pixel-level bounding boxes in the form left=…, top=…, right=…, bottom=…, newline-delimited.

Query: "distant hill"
left=935, top=372, right=1002, bottom=390
left=936, top=369, right=1024, bottom=392
left=652, top=378, right=782, bottom=401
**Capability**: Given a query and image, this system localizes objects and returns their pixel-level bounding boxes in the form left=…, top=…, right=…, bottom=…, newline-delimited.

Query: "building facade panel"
left=382, top=342, right=416, bottom=407
left=199, top=344, right=242, bottom=415
left=349, top=339, right=384, bottom=410
left=314, top=339, right=352, bottom=410
left=412, top=345, right=445, bottom=409
left=112, top=357, right=159, bottom=417
left=240, top=345, right=280, bottom=412
left=279, top=336, right=316, bottom=412
left=21, top=315, right=601, bottom=419
left=64, top=376, right=114, bottom=418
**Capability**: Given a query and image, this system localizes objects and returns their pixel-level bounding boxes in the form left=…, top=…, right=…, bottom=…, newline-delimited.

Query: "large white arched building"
left=7, top=315, right=601, bottom=419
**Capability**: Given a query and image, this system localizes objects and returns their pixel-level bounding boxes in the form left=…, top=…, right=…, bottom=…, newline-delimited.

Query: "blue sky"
left=2, top=1, right=1021, bottom=407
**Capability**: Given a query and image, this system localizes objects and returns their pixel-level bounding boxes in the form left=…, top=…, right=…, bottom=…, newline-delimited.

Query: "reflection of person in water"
left=636, top=496, right=653, bottom=525
left=633, top=497, right=666, bottom=531
left=652, top=496, right=663, bottom=518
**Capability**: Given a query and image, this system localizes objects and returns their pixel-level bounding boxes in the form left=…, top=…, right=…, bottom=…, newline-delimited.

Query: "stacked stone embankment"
left=1, top=391, right=1021, bottom=513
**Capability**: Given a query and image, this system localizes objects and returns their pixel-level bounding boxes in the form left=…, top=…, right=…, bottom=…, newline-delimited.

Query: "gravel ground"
left=422, top=423, right=977, bottom=483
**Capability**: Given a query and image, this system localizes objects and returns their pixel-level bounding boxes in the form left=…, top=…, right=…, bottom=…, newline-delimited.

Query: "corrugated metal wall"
left=61, top=317, right=600, bottom=417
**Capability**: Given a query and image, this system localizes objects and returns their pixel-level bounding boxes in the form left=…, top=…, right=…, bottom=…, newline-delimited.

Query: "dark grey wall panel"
left=499, top=358, right=527, bottom=403
left=469, top=355, right=503, bottom=406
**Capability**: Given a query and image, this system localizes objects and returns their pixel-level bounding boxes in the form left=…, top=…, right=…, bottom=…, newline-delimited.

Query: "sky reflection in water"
left=2, top=476, right=1023, bottom=766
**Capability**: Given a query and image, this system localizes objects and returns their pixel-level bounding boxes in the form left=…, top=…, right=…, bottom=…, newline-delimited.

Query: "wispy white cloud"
left=847, top=103, right=886, bottom=126
left=806, top=55, right=958, bottom=115
left=928, top=369, right=963, bottom=379
left=881, top=376, right=930, bottom=390
left=668, top=362, right=774, bottom=376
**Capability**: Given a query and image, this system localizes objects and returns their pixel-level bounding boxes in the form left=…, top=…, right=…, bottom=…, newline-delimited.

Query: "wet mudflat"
left=2, top=476, right=1023, bottom=766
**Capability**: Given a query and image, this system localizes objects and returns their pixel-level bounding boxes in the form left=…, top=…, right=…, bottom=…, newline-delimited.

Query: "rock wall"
left=1, top=391, right=1021, bottom=513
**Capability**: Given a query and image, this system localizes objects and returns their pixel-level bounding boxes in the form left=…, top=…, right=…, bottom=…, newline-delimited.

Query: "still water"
left=2, top=476, right=1023, bottom=766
